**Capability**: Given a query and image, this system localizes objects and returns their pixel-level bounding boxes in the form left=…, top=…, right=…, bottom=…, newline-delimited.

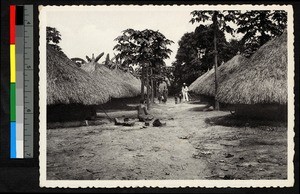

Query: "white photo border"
left=39, top=4, right=295, bottom=188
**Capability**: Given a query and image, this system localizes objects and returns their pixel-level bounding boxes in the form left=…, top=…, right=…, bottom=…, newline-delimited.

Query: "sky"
left=45, top=5, right=242, bottom=66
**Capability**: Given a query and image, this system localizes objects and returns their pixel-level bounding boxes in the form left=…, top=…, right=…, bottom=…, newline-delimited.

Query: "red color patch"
left=10, top=5, right=16, bottom=44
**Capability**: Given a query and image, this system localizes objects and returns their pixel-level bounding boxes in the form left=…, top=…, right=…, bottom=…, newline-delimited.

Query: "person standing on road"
left=162, top=86, right=168, bottom=103
left=158, top=81, right=167, bottom=103
left=182, top=83, right=189, bottom=102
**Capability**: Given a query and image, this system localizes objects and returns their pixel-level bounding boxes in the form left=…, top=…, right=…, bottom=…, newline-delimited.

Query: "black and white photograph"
left=39, top=5, right=294, bottom=188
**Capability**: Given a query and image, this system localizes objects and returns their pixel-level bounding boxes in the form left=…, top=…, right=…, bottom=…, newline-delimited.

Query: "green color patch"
left=10, top=83, right=16, bottom=121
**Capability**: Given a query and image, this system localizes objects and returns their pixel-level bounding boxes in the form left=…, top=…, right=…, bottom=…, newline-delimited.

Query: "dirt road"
left=47, top=99, right=287, bottom=180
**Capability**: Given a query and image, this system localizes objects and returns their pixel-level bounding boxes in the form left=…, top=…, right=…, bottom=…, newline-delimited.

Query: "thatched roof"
left=47, top=46, right=110, bottom=105
left=92, top=64, right=141, bottom=99
left=217, top=30, right=287, bottom=105
left=189, top=54, right=248, bottom=97
left=189, top=68, right=214, bottom=95
left=114, top=68, right=141, bottom=94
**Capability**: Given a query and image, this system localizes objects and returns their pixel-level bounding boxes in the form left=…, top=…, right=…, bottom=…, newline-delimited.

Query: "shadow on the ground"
left=96, top=109, right=137, bottom=119
left=188, top=101, right=211, bottom=112
left=187, top=100, right=209, bottom=105
left=205, top=114, right=287, bottom=128
left=47, top=118, right=111, bottom=129
left=188, top=106, right=209, bottom=112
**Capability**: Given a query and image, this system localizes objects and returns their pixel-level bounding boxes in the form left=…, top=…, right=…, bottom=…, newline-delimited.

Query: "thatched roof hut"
left=47, top=46, right=110, bottom=105
left=189, top=54, right=248, bottom=97
left=189, top=69, right=212, bottom=94
left=216, top=30, right=287, bottom=105
left=91, top=64, right=141, bottom=99
left=217, top=31, right=287, bottom=120
left=113, top=68, right=141, bottom=95
left=47, top=48, right=141, bottom=122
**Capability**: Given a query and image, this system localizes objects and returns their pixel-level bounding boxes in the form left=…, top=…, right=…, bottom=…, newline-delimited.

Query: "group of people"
left=115, top=81, right=189, bottom=127
left=157, top=81, right=189, bottom=104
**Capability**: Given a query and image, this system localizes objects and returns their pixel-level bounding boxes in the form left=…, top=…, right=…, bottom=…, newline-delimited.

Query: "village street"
left=47, top=99, right=287, bottom=180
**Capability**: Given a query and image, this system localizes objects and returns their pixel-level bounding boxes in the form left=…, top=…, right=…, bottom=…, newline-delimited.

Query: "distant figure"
left=182, top=83, right=189, bottom=102
left=158, top=81, right=168, bottom=104
left=178, top=92, right=183, bottom=103
left=158, top=92, right=162, bottom=104
left=162, top=86, right=168, bottom=103
left=174, top=92, right=182, bottom=104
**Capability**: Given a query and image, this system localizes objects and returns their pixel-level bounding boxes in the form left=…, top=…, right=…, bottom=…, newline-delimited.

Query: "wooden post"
left=141, top=64, right=145, bottom=101
left=154, top=80, right=157, bottom=98
left=150, top=68, right=154, bottom=103
left=146, top=66, right=150, bottom=110
left=213, top=11, right=220, bottom=111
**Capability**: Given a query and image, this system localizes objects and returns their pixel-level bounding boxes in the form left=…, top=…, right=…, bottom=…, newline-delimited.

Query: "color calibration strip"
left=10, top=5, right=17, bottom=158
left=10, top=5, right=34, bottom=158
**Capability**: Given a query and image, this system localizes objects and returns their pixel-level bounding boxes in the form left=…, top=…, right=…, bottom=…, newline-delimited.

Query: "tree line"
left=171, top=10, right=286, bottom=109
left=46, top=10, right=287, bottom=109
left=173, top=10, right=287, bottom=92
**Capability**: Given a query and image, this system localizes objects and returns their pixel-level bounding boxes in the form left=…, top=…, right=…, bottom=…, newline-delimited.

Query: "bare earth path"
left=47, top=99, right=287, bottom=180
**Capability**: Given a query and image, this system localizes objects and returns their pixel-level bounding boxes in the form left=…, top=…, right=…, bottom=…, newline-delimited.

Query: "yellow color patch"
left=10, top=45, right=16, bottom=83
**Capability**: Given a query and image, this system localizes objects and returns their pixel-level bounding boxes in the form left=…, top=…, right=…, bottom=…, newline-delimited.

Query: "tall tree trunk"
left=154, top=80, right=157, bottom=98
left=150, top=68, right=154, bottom=103
left=141, top=65, right=145, bottom=101
left=146, top=66, right=150, bottom=110
left=259, top=12, right=268, bottom=46
left=213, top=12, right=220, bottom=111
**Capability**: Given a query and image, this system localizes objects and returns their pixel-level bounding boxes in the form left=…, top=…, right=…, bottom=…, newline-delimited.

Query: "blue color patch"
left=10, top=122, right=16, bottom=158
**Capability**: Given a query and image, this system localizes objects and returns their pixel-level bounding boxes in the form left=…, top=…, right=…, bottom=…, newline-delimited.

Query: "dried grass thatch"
left=92, top=64, right=141, bottom=99
left=47, top=46, right=110, bottom=105
left=217, top=30, right=287, bottom=105
left=189, top=54, right=248, bottom=97
left=189, top=69, right=212, bottom=93
left=114, top=68, right=141, bottom=93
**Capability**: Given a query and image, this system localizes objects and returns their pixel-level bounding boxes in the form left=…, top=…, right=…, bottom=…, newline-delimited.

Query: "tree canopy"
left=237, top=10, right=287, bottom=56
left=190, top=10, right=238, bottom=34
left=113, top=28, right=173, bottom=70
left=172, top=10, right=287, bottom=92
left=172, top=24, right=241, bottom=87
left=46, top=26, right=62, bottom=52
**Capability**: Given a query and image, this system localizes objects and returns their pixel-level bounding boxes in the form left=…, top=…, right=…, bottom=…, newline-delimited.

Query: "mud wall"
left=234, top=104, right=287, bottom=121
left=47, top=96, right=141, bottom=122
left=47, top=104, right=96, bottom=122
